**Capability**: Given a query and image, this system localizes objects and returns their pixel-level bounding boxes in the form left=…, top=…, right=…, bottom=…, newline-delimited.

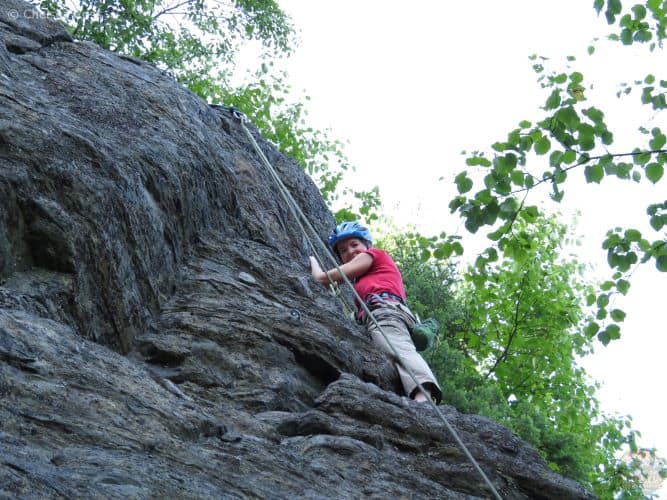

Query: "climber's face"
left=336, top=237, right=369, bottom=264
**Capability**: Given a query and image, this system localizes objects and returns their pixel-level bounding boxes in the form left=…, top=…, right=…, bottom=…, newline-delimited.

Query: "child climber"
left=310, top=221, right=442, bottom=404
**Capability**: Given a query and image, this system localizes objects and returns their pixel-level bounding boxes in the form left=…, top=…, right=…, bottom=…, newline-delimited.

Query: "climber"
left=309, top=221, right=442, bottom=404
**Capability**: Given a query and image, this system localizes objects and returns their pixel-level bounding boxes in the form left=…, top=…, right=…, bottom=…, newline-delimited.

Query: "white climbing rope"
left=226, top=107, right=503, bottom=500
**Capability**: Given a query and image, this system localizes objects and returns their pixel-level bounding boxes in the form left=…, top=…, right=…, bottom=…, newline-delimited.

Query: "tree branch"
left=484, top=272, right=530, bottom=379
left=510, top=148, right=667, bottom=196
left=153, top=0, right=196, bottom=21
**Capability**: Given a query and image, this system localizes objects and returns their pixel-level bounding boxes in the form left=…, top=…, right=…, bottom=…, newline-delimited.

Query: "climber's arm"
left=309, top=253, right=372, bottom=285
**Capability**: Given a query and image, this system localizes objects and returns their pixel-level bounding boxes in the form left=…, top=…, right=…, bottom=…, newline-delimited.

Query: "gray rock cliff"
left=0, top=1, right=596, bottom=498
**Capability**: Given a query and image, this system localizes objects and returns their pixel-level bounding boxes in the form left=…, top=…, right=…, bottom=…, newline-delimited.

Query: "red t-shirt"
left=354, top=248, right=406, bottom=303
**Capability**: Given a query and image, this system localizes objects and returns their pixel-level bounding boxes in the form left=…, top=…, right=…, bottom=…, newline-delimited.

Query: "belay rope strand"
left=224, top=106, right=502, bottom=500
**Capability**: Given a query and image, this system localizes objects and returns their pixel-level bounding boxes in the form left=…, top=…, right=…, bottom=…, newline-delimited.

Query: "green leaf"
left=475, top=189, right=494, bottom=204
left=605, top=324, right=621, bottom=341
left=499, top=198, right=519, bottom=215
left=449, top=196, right=466, bottom=212
left=577, top=123, right=596, bottom=151
left=650, top=131, right=666, bottom=150
left=585, top=164, right=604, bottom=183
left=597, top=330, right=610, bottom=345
left=455, top=172, right=474, bottom=193
left=585, top=321, right=600, bottom=337
left=433, top=243, right=452, bottom=259
left=597, top=294, right=609, bottom=308
left=584, top=106, right=605, bottom=124
left=570, top=72, right=583, bottom=84
left=616, top=162, right=632, bottom=179
left=657, top=255, right=667, bottom=271
left=562, top=150, right=577, bottom=164
left=621, top=28, right=633, bottom=45
left=545, top=90, right=561, bottom=110
left=550, top=187, right=565, bottom=202
left=465, top=214, right=482, bottom=234
left=487, top=227, right=506, bottom=241
left=635, top=151, right=651, bottom=165
left=577, top=123, right=595, bottom=139
left=610, top=309, right=626, bottom=322
left=553, top=74, right=567, bottom=84
left=642, top=86, right=654, bottom=104
left=535, top=137, right=551, bottom=155
left=650, top=215, right=665, bottom=230
left=631, top=4, right=646, bottom=19
left=554, top=169, right=567, bottom=185
left=624, top=229, right=641, bottom=241
left=616, top=279, right=631, bottom=294
left=556, top=106, right=580, bottom=131
left=646, top=163, right=664, bottom=183
left=507, top=130, right=521, bottom=147
left=510, top=169, right=525, bottom=186
left=521, top=205, right=539, bottom=222
left=600, top=280, right=614, bottom=291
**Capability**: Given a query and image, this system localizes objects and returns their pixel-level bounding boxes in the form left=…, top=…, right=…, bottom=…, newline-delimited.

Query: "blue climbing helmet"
left=328, top=221, right=372, bottom=253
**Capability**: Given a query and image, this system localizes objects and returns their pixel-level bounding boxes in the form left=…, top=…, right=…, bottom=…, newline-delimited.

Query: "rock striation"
left=0, top=1, right=595, bottom=498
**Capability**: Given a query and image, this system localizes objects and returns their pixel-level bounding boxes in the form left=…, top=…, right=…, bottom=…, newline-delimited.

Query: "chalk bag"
left=410, top=318, right=440, bottom=351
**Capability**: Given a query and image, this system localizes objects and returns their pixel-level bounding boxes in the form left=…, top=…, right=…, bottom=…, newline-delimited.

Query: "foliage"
left=437, top=2, right=667, bottom=347
left=456, top=215, right=643, bottom=495
left=38, top=0, right=381, bottom=222
left=378, top=231, right=464, bottom=335
left=594, top=0, right=667, bottom=49
left=379, top=217, right=650, bottom=498
left=38, top=0, right=294, bottom=80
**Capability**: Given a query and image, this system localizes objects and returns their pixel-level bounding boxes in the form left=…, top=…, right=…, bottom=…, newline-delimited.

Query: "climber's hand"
left=309, top=257, right=328, bottom=284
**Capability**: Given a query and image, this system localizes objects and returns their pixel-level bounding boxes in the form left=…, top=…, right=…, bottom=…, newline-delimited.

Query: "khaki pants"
left=364, top=303, right=442, bottom=403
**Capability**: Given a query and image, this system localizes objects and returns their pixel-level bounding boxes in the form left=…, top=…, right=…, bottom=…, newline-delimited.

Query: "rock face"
left=0, top=2, right=595, bottom=498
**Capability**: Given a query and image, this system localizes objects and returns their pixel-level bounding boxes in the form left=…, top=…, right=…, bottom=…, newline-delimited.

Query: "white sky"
left=265, top=1, right=665, bottom=494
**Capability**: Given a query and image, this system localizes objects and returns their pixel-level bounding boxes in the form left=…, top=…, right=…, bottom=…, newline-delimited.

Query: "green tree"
left=38, top=0, right=294, bottom=94
left=439, top=1, right=666, bottom=346
left=457, top=215, right=643, bottom=495
left=381, top=217, right=650, bottom=498
left=379, top=231, right=463, bottom=329
left=39, top=0, right=380, bottom=221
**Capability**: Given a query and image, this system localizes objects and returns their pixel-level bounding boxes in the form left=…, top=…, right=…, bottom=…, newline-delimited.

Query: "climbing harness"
left=215, top=105, right=503, bottom=500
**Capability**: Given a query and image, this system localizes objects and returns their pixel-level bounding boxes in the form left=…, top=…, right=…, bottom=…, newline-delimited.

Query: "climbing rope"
left=218, top=105, right=502, bottom=500
left=215, top=106, right=356, bottom=316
